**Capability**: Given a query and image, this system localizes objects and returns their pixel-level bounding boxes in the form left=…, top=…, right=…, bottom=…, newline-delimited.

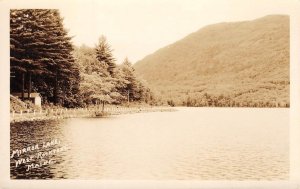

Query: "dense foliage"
left=10, top=9, right=155, bottom=108
left=73, top=44, right=155, bottom=107
left=10, top=9, right=80, bottom=107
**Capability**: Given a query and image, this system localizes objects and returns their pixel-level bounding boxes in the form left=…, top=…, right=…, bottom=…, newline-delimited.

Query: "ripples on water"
left=10, top=108, right=289, bottom=180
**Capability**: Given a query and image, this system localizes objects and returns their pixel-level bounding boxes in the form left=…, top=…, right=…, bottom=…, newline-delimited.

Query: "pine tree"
left=120, top=58, right=134, bottom=100
left=74, top=45, right=118, bottom=107
left=41, top=10, right=80, bottom=106
left=95, top=35, right=117, bottom=77
left=10, top=9, right=80, bottom=107
left=10, top=9, right=49, bottom=99
left=120, top=57, right=145, bottom=102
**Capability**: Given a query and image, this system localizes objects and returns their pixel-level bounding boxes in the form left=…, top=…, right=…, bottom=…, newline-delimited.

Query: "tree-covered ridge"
left=10, top=9, right=155, bottom=108
left=134, top=15, right=290, bottom=107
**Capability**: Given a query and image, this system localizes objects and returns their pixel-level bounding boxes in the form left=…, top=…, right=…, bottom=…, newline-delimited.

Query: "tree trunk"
left=127, top=90, right=130, bottom=107
left=102, top=101, right=105, bottom=112
left=61, top=80, right=66, bottom=106
left=27, top=72, right=31, bottom=99
left=21, top=72, right=25, bottom=101
left=54, top=69, right=58, bottom=105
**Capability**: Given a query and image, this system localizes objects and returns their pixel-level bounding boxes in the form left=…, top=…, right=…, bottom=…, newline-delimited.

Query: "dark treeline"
left=10, top=9, right=155, bottom=108
left=166, top=93, right=290, bottom=108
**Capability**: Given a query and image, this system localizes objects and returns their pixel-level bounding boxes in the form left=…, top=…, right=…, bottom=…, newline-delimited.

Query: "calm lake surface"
left=10, top=108, right=289, bottom=180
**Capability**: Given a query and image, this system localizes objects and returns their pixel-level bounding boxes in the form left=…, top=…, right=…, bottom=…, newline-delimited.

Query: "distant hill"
left=134, top=15, right=289, bottom=107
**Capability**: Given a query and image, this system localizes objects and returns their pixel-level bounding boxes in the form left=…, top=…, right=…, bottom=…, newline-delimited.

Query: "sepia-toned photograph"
left=8, top=0, right=291, bottom=181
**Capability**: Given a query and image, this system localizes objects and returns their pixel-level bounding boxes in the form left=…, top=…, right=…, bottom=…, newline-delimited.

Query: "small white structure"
left=12, top=92, right=42, bottom=107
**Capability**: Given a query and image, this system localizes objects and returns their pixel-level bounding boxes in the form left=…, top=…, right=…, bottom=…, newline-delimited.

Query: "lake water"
left=10, top=108, right=289, bottom=180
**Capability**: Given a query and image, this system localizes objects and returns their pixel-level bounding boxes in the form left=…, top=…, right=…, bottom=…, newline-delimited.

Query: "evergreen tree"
left=120, top=58, right=140, bottom=101
left=95, top=35, right=117, bottom=77
left=74, top=45, right=117, bottom=107
left=10, top=9, right=49, bottom=99
left=10, top=9, right=80, bottom=107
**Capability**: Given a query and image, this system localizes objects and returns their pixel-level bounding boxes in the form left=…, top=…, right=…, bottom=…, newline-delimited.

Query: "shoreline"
left=10, top=106, right=288, bottom=123
left=10, top=106, right=175, bottom=123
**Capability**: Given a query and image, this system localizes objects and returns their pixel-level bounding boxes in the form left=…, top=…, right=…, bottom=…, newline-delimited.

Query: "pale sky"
left=55, top=0, right=294, bottom=64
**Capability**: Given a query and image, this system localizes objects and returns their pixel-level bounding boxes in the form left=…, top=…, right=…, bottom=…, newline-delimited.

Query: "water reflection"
left=10, top=108, right=289, bottom=180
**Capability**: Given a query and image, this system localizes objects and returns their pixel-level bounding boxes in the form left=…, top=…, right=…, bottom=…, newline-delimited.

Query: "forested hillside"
left=134, top=15, right=289, bottom=107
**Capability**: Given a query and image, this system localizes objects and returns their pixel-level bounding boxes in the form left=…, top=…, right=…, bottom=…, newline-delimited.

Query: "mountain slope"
left=134, top=15, right=289, bottom=107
